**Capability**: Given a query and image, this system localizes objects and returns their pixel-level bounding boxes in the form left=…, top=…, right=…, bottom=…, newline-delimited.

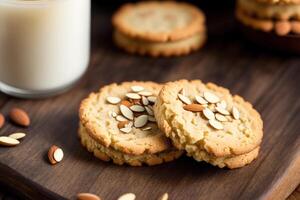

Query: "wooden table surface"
left=0, top=2, right=299, bottom=200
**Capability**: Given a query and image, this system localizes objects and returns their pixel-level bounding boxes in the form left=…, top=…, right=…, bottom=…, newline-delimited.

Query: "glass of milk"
left=0, top=0, right=91, bottom=98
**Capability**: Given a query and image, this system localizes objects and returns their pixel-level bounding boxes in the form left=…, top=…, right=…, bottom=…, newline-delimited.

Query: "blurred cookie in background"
left=112, top=1, right=206, bottom=57
left=236, top=0, right=300, bottom=54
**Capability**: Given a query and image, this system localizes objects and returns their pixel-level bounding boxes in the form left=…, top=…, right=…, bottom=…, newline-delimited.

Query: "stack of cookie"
left=112, top=1, right=206, bottom=57
left=79, top=80, right=263, bottom=169
left=236, top=0, right=300, bottom=53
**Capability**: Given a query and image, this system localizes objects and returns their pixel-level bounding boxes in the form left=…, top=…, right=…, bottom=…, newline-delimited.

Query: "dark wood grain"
left=0, top=3, right=299, bottom=200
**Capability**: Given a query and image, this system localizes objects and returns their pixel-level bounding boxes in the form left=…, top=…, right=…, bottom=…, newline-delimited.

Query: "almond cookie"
left=112, top=1, right=206, bottom=57
left=154, top=80, right=263, bottom=162
left=79, top=81, right=183, bottom=166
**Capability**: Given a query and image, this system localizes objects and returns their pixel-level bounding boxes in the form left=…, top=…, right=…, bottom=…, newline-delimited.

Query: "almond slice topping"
left=218, top=100, right=227, bottom=109
left=215, top=106, right=230, bottom=115
left=145, top=106, right=154, bottom=116
left=215, top=113, right=228, bottom=122
left=131, top=85, right=144, bottom=92
left=126, top=93, right=141, bottom=100
left=209, top=119, right=224, bottom=130
left=203, top=92, right=220, bottom=103
left=232, top=107, right=240, bottom=120
left=120, top=105, right=134, bottom=120
left=130, top=105, right=145, bottom=112
left=183, top=104, right=204, bottom=112
left=178, top=94, right=191, bottom=105
left=116, top=115, right=128, bottom=122
left=120, top=126, right=132, bottom=133
left=203, top=108, right=215, bottom=120
left=138, top=91, right=153, bottom=96
left=147, top=96, right=157, bottom=103
left=9, top=132, right=26, bottom=140
left=0, top=136, right=20, bottom=146
left=106, top=96, right=121, bottom=104
left=134, top=115, right=148, bottom=128
left=195, top=95, right=208, bottom=105
left=142, top=96, right=149, bottom=106
left=148, top=116, right=156, bottom=122
left=142, top=127, right=152, bottom=131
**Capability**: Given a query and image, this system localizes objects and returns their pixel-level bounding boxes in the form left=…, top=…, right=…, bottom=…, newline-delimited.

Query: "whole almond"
left=183, top=104, right=204, bottom=112
left=0, top=113, right=4, bottom=129
left=9, top=108, right=30, bottom=127
left=48, top=145, right=60, bottom=165
left=77, top=193, right=101, bottom=200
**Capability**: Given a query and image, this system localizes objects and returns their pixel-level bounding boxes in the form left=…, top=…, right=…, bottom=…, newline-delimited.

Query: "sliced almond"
left=131, top=85, right=144, bottom=92
left=142, top=127, right=152, bottom=131
left=195, top=95, right=208, bottom=105
left=147, top=96, right=157, bottom=103
left=53, top=147, right=64, bottom=162
left=0, top=136, right=20, bottom=146
left=232, top=107, right=240, bottom=120
left=209, top=119, right=224, bottom=130
left=159, top=193, right=169, bottom=200
left=148, top=116, right=156, bottom=122
left=145, top=106, right=154, bottom=116
left=130, top=105, right=145, bottom=112
left=215, top=113, right=228, bottom=122
left=218, top=100, right=227, bottom=109
left=120, top=105, right=134, bottom=120
left=121, top=100, right=133, bottom=107
left=120, top=126, right=132, bottom=133
left=215, top=106, right=230, bottom=115
left=77, top=193, right=101, bottom=200
left=126, top=93, right=141, bottom=100
left=203, top=92, right=220, bottom=104
left=138, top=91, right=153, bottom=96
left=9, top=107, right=30, bottom=127
left=142, top=96, right=149, bottom=106
left=134, top=115, right=148, bottom=128
left=0, top=113, right=4, bottom=129
left=202, top=108, right=215, bottom=120
left=178, top=94, right=191, bottom=105
left=183, top=104, right=204, bottom=112
left=118, top=121, right=129, bottom=129
left=9, top=132, right=26, bottom=140
left=116, top=115, right=128, bottom=122
left=118, top=193, right=136, bottom=200
left=106, top=96, right=121, bottom=104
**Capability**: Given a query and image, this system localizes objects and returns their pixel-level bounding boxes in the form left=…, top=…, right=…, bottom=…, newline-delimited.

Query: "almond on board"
left=48, top=145, right=63, bottom=165
left=9, top=107, right=30, bottom=127
left=0, top=113, right=4, bottom=128
left=77, top=193, right=101, bottom=200
left=118, top=193, right=136, bottom=200
left=0, top=136, right=20, bottom=147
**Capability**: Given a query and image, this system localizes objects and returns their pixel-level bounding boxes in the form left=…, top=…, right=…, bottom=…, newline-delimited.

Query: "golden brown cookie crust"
left=114, top=30, right=206, bottom=57
left=79, top=124, right=183, bottom=166
left=255, top=0, right=300, bottom=4
left=236, top=8, right=300, bottom=35
left=112, top=1, right=205, bottom=42
left=79, top=81, right=179, bottom=156
left=154, top=80, right=263, bottom=158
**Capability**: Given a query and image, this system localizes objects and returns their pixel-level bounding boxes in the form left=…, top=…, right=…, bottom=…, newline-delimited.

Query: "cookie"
left=114, top=30, right=206, bottom=57
left=112, top=1, right=205, bottom=42
left=79, top=81, right=183, bottom=166
left=237, top=0, right=300, bottom=35
left=79, top=124, right=182, bottom=166
left=112, top=1, right=206, bottom=57
left=154, top=80, right=263, bottom=159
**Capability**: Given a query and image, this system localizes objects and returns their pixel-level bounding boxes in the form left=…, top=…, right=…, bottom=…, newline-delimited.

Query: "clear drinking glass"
left=0, top=0, right=91, bottom=98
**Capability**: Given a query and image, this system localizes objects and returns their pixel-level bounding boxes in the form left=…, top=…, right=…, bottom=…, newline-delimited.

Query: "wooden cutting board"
left=0, top=4, right=299, bottom=200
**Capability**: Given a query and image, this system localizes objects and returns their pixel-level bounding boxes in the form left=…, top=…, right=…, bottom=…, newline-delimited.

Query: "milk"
left=0, top=0, right=90, bottom=97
